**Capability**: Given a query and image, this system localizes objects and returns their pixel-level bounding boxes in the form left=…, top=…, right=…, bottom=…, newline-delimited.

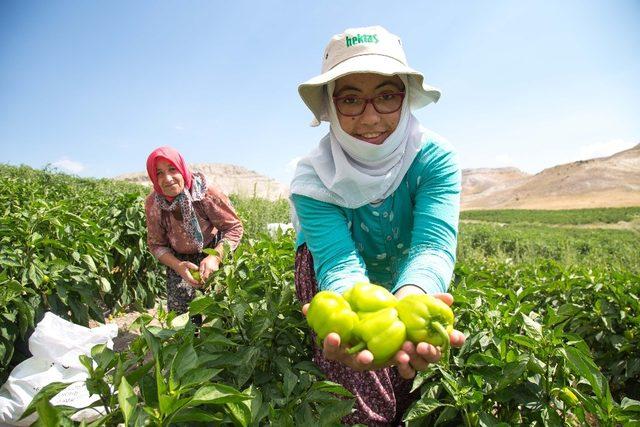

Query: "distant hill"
left=462, top=167, right=531, bottom=197
left=461, top=143, right=640, bottom=210
left=114, top=163, right=288, bottom=201
left=115, top=143, right=640, bottom=208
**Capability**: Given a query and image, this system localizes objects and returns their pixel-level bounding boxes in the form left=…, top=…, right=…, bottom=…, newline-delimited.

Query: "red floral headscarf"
left=146, top=146, right=193, bottom=200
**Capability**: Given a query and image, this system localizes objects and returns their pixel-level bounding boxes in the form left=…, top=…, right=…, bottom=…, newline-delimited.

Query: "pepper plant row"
left=29, top=240, right=640, bottom=425
left=403, top=259, right=640, bottom=425
left=0, top=165, right=162, bottom=381
left=25, top=231, right=353, bottom=426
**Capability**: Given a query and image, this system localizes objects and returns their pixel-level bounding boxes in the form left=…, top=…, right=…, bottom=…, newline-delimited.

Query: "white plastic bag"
left=29, top=312, right=117, bottom=370
left=0, top=312, right=118, bottom=426
left=266, top=222, right=294, bottom=238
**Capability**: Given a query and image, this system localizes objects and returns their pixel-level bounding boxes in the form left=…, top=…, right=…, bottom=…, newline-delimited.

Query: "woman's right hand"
left=176, top=261, right=202, bottom=287
left=302, top=304, right=375, bottom=370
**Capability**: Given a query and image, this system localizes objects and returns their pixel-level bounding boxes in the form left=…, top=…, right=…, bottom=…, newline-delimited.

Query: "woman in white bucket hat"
left=291, top=26, right=466, bottom=424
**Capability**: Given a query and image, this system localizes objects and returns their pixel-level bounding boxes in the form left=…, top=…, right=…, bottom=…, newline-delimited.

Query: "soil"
left=88, top=307, right=161, bottom=352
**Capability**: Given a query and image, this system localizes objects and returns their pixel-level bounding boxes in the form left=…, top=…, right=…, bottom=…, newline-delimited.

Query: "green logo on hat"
left=346, top=33, right=379, bottom=47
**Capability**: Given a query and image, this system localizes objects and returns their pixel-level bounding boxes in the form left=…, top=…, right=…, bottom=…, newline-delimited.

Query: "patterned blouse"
left=145, top=185, right=243, bottom=259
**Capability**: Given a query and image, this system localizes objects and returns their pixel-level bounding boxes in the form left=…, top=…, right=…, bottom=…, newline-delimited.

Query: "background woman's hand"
left=394, top=292, right=466, bottom=379
left=199, top=254, right=221, bottom=282
left=175, top=261, right=201, bottom=287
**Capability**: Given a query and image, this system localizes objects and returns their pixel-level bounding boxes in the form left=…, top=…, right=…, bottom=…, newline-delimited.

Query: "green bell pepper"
left=396, top=293, right=454, bottom=356
left=306, top=291, right=359, bottom=345
left=343, top=281, right=397, bottom=313
left=189, top=268, right=201, bottom=283
left=347, top=307, right=407, bottom=364
left=552, top=386, right=579, bottom=407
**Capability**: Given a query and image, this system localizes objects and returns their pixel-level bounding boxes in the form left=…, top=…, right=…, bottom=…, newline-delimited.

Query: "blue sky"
left=1, top=1, right=639, bottom=184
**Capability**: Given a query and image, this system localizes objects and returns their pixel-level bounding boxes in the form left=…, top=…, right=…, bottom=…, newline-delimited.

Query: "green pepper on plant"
left=552, top=386, right=580, bottom=407
left=189, top=268, right=202, bottom=283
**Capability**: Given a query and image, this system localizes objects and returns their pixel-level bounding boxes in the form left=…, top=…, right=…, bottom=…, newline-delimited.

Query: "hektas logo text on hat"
left=345, top=33, right=379, bottom=47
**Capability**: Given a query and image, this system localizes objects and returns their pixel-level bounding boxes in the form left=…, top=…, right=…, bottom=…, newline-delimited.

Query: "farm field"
left=1, top=164, right=639, bottom=426
left=460, top=207, right=640, bottom=226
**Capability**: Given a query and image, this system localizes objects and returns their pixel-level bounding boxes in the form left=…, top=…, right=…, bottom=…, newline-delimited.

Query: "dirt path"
left=89, top=307, right=160, bottom=352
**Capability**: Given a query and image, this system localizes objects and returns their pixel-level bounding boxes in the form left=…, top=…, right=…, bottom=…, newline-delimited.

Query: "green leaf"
left=478, top=412, right=511, bottom=427
left=191, top=383, right=250, bottom=405
left=295, top=402, right=315, bottom=426
left=125, top=361, right=154, bottom=387
left=283, top=369, right=298, bottom=398
left=158, top=393, right=176, bottom=416
left=91, top=344, right=116, bottom=371
left=200, top=331, right=236, bottom=348
left=521, top=313, right=543, bottom=341
left=154, top=362, right=168, bottom=406
left=310, top=381, right=353, bottom=398
left=465, top=353, right=502, bottom=368
left=507, top=334, right=538, bottom=350
left=118, top=376, right=138, bottom=426
left=15, top=299, right=33, bottom=338
left=541, top=405, right=563, bottom=426
left=141, top=326, right=161, bottom=362
left=561, top=346, right=605, bottom=400
left=188, top=295, right=215, bottom=314
left=496, top=357, right=529, bottom=390
left=169, top=312, right=190, bottom=329
left=410, top=367, right=439, bottom=392
left=403, top=397, right=443, bottom=421
left=225, top=401, right=252, bottom=427
left=28, top=264, right=42, bottom=288
left=99, top=277, right=111, bottom=293
left=317, top=398, right=354, bottom=425
left=139, top=374, right=159, bottom=407
left=621, top=397, right=640, bottom=412
left=170, top=408, right=224, bottom=423
left=20, top=382, right=72, bottom=420
left=82, top=254, right=98, bottom=273
left=434, top=405, right=458, bottom=425
left=33, top=399, right=61, bottom=426
left=172, top=340, right=198, bottom=382
left=178, top=368, right=221, bottom=391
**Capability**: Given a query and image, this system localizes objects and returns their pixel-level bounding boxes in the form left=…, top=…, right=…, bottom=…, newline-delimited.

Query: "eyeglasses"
left=332, top=92, right=405, bottom=116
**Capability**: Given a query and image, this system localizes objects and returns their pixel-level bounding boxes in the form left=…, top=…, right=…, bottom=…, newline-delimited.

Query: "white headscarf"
left=290, top=75, right=425, bottom=209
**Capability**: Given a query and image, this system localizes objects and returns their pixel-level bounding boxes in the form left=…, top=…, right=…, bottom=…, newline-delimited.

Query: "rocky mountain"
left=461, top=144, right=640, bottom=210
left=462, top=167, right=531, bottom=197
left=115, top=144, right=640, bottom=209
left=115, top=163, right=288, bottom=201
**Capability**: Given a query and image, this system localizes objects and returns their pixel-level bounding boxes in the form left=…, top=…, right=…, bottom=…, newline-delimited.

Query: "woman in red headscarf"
left=145, top=146, right=244, bottom=314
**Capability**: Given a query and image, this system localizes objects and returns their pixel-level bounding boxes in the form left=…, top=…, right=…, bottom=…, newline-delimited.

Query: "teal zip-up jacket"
left=291, top=135, right=460, bottom=295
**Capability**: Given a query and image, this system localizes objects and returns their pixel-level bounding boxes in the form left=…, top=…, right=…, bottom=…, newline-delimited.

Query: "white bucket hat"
left=298, top=25, right=441, bottom=123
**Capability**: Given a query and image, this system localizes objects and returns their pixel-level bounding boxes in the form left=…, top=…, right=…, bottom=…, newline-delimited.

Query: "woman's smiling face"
left=333, top=73, right=405, bottom=145
left=156, top=159, right=185, bottom=197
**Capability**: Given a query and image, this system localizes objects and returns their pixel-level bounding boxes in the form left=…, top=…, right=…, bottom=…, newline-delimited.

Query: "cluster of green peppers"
left=306, top=282, right=455, bottom=364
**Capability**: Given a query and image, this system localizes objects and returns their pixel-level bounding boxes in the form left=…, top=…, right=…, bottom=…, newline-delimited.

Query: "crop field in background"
left=460, top=207, right=640, bottom=226
left=1, top=164, right=639, bottom=426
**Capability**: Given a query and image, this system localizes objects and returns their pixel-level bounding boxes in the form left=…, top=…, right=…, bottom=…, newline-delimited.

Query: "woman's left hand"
left=199, top=255, right=221, bottom=282
left=393, top=292, right=466, bottom=379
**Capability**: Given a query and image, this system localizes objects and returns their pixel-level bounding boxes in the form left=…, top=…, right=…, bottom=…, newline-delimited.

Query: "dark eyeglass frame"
left=332, top=92, right=406, bottom=116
